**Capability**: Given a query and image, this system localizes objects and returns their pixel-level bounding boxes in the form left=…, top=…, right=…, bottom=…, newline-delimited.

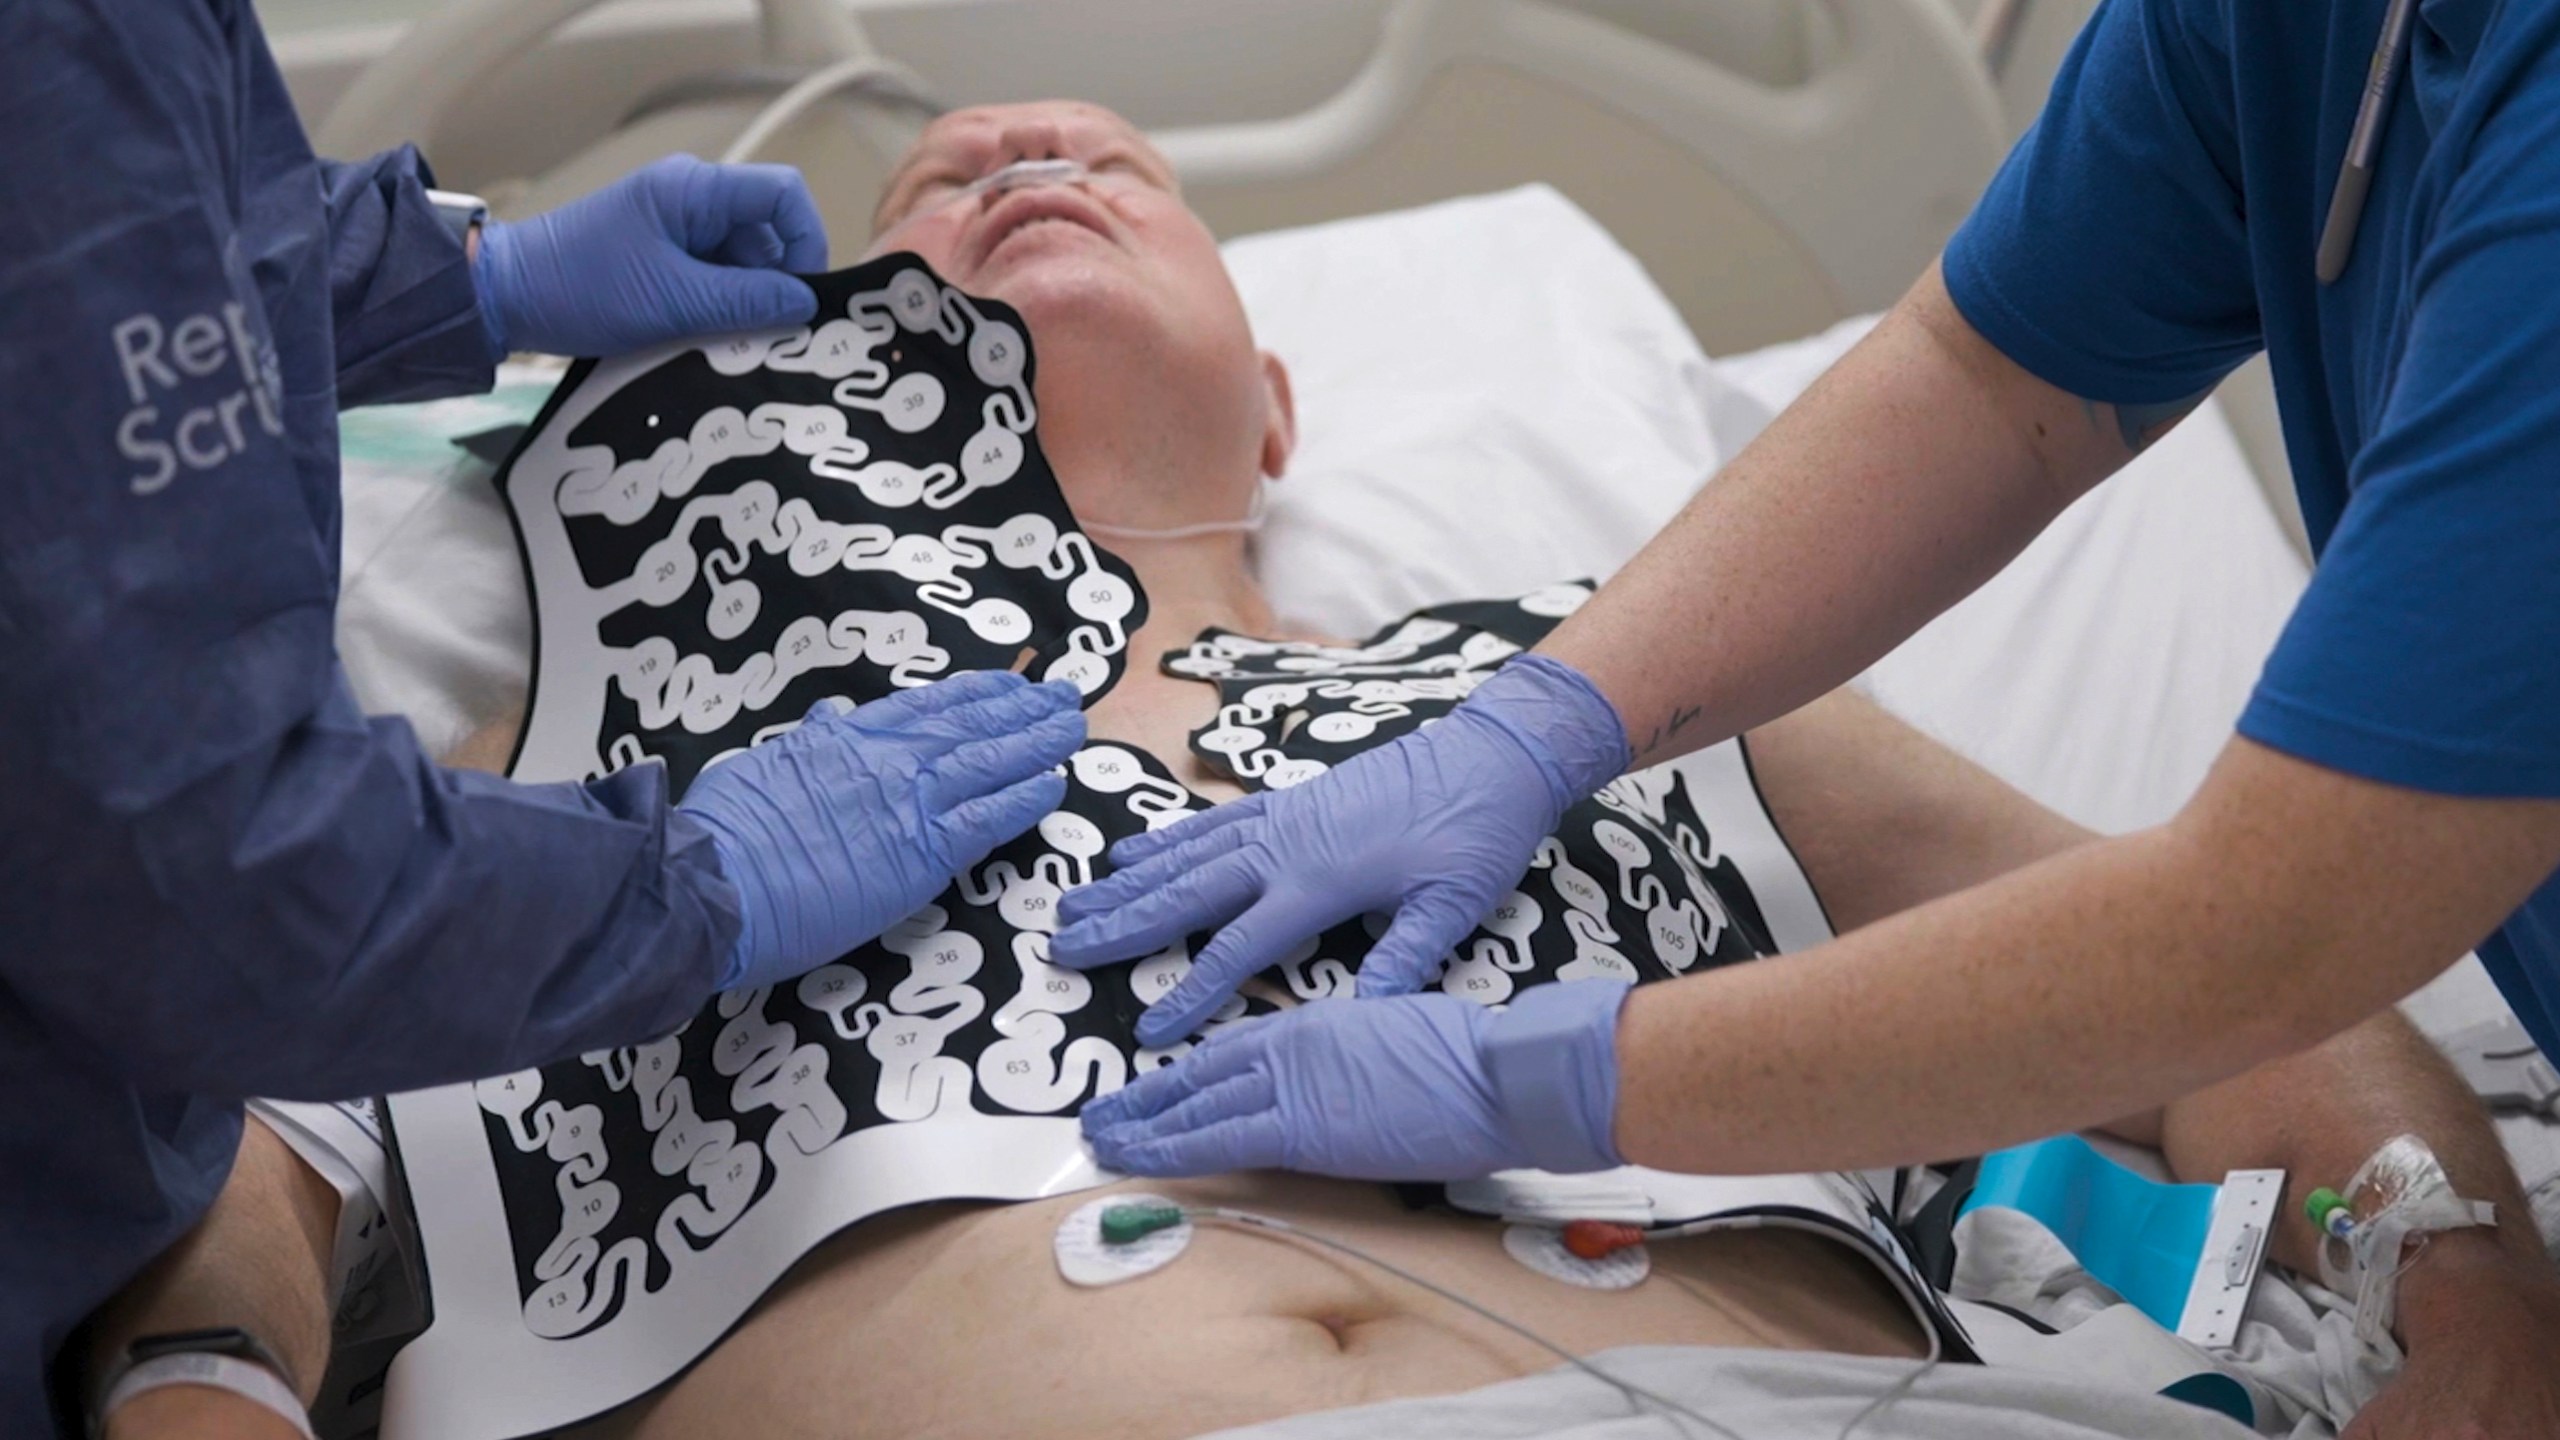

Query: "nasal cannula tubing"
left=1097, top=1201, right=1938, bottom=1440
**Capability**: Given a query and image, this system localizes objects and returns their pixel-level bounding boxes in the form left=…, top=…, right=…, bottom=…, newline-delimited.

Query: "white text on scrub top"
left=111, top=303, right=285, bottom=496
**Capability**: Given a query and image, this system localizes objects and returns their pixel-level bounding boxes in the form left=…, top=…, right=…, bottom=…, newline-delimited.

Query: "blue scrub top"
left=1945, top=0, right=2560, bottom=1058
left=0, top=3, right=737, bottom=1428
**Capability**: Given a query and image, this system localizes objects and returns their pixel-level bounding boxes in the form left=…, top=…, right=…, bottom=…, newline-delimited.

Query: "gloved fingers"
left=1088, top=1108, right=1289, bottom=1178
left=1085, top=1055, right=1274, bottom=1132
left=926, top=709, right=1086, bottom=809
left=907, top=678, right=1084, bottom=747
left=682, top=159, right=833, bottom=272
left=1080, top=1059, right=1183, bottom=1133
left=714, top=221, right=788, bottom=271
left=1348, top=887, right=1480, bottom=997
left=770, top=696, right=856, bottom=751
left=661, top=255, right=821, bottom=340
left=1052, top=850, right=1266, bottom=977
left=848, top=670, right=1027, bottom=731
left=932, top=771, right=1069, bottom=872
left=1133, top=895, right=1302, bottom=1048
left=1054, top=814, right=1259, bottom=935
left=1104, top=792, right=1267, bottom=870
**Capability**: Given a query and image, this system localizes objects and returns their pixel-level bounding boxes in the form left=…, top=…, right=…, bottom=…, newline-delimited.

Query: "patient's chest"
left=420, top=254, right=1846, bottom=1439
left=558, top=597, right=1886, bottom=1440
left=455, top=593, right=1790, bottom=1357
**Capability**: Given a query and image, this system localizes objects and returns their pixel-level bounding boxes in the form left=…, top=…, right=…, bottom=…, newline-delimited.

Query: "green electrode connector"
left=1100, top=1202, right=1187, bottom=1246
left=2306, top=1187, right=2354, bottom=1238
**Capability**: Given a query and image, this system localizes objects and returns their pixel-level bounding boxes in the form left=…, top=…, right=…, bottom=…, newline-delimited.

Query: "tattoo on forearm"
left=1640, top=703, right=1704, bottom=759
left=2085, top=387, right=2212, bottom=454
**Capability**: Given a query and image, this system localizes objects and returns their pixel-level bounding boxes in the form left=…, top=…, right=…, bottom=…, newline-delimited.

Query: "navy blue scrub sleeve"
left=2240, top=35, right=2560, bottom=796
left=0, top=2, right=737, bottom=1104
left=317, top=150, right=502, bottom=407
left=1941, top=0, right=2262, bottom=404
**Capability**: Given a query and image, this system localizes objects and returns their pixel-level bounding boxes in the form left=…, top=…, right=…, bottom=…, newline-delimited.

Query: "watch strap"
left=425, top=187, right=490, bottom=251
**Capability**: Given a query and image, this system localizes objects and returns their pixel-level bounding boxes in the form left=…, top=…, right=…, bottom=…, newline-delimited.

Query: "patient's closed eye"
left=1091, top=154, right=1163, bottom=190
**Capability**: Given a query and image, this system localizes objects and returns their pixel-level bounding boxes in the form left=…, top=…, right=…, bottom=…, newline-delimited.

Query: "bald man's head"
left=861, top=101, right=1291, bottom=537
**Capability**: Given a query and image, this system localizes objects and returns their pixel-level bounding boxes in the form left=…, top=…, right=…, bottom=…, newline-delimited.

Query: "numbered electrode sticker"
left=1057, top=1193, right=1194, bottom=1287
left=1502, top=1224, right=1650, bottom=1290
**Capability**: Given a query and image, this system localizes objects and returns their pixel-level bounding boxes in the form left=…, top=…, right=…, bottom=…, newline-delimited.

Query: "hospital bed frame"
left=303, top=0, right=2006, bottom=356
left=293, top=0, right=2311, bottom=551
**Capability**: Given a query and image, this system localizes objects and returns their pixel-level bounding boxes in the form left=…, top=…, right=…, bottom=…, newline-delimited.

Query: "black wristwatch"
left=88, top=1326, right=304, bottom=1438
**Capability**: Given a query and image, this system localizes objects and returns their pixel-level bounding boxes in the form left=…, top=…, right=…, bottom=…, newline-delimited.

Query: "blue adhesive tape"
left=1960, top=1135, right=2219, bottom=1330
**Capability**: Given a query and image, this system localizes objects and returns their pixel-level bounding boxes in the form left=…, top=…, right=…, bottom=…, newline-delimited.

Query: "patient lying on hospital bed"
left=89, top=102, right=2560, bottom=1440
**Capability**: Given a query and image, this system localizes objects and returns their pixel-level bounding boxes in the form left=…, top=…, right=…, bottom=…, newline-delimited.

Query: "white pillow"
left=1226, top=185, right=1774, bottom=638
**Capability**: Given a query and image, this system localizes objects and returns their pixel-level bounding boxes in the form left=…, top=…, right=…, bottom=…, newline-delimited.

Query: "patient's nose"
left=994, top=118, right=1070, bottom=168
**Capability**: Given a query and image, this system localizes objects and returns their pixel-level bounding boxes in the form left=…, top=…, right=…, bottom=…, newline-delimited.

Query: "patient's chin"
left=982, top=251, right=1153, bottom=333
left=987, top=268, right=1212, bottom=398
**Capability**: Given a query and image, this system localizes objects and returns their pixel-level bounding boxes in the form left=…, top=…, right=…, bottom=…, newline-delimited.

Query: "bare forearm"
left=85, top=1119, right=337, bottom=1414
left=1545, top=266, right=2124, bottom=767
left=1747, top=692, right=2532, bottom=1263
left=1615, top=825, right=2325, bottom=1173
left=1616, top=734, right=2560, bottom=1176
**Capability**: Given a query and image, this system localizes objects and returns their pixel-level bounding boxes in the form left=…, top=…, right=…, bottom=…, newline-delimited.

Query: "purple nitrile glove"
left=680, top=672, right=1084, bottom=991
left=473, top=154, right=830, bottom=361
left=1050, top=652, right=1631, bottom=1048
left=1080, top=978, right=1631, bottom=1182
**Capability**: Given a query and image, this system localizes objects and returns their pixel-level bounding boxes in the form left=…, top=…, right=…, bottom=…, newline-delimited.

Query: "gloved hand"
left=679, top=671, right=1084, bottom=990
left=1081, top=979, right=1631, bottom=1181
left=473, top=154, right=830, bottom=360
left=1050, top=653, right=1631, bottom=1048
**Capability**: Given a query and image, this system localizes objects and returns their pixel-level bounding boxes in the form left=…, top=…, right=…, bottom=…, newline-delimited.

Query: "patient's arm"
left=1738, top=687, right=2092, bottom=935
left=81, top=1117, right=338, bottom=1440
left=83, top=709, right=524, bottom=1436
left=1750, top=691, right=2545, bottom=1256
left=2140, top=1015, right=2550, bottom=1305
left=1751, top=690, right=2560, bottom=1430
left=2132, top=972, right=2560, bottom=1435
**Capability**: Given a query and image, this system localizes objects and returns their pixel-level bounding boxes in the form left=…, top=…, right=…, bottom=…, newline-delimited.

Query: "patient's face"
left=866, top=102, right=1286, bottom=514
left=867, top=103, right=1214, bottom=316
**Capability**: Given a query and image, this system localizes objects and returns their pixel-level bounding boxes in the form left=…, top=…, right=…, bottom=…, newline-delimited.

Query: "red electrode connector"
left=1560, top=1220, right=1647, bottom=1262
